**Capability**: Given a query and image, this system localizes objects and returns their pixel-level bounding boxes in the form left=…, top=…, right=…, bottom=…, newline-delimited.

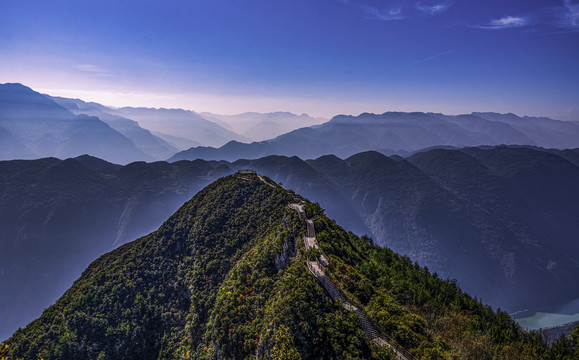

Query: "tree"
left=271, top=325, right=301, bottom=360
left=305, top=202, right=324, bottom=217
left=305, top=247, right=322, bottom=261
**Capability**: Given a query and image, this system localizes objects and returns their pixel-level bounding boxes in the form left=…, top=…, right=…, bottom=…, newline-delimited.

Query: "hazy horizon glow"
left=37, top=86, right=532, bottom=119
left=1, top=0, right=578, bottom=119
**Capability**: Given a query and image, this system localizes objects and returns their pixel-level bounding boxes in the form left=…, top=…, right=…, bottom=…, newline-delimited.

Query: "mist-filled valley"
left=2, top=82, right=579, bottom=358
left=3, top=0, right=579, bottom=356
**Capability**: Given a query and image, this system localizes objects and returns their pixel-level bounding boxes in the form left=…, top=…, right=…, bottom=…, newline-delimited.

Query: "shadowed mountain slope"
left=0, top=83, right=151, bottom=163
left=2, top=173, right=574, bottom=360
left=2, top=146, right=579, bottom=342
left=0, top=156, right=218, bottom=341
left=50, top=97, right=178, bottom=160
left=405, top=148, right=579, bottom=310
left=112, top=107, right=248, bottom=148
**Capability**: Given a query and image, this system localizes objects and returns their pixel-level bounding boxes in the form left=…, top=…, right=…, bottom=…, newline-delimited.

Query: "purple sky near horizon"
left=0, top=0, right=578, bottom=119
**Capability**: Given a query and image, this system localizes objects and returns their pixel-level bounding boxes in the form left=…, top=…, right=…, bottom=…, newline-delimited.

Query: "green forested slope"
left=1, top=173, right=577, bottom=359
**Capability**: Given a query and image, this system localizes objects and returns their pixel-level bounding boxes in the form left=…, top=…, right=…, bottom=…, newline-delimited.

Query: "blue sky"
left=1, top=0, right=578, bottom=118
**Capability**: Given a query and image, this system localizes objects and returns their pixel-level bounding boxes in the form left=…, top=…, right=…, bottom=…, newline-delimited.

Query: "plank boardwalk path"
left=290, top=201, right=417, bottom=360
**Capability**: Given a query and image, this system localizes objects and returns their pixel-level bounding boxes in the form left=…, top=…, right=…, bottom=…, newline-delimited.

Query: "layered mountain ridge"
left=3, top=83, right=579, bottom=165
left=2, top=173, right=576, bottom=359
left=0, top=84, right=152, bottom=164
left=49, top=97, right=180, bottom=160
left=170, top=111, right=579, bottom=162
left=1, top=146, right=579, bottom=343
left=201, top=111, right=326, bottom=142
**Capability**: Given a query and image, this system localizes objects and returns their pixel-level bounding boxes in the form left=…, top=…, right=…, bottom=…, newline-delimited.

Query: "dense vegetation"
left=0, top=155, right=221, bottom=341
left=307, top=147, right=579, bottom=312
left=313, top=214, right=579, bottom=359
left=4, top=146, right=579, bottom=341
left=1, top=173, right=578, bottom=359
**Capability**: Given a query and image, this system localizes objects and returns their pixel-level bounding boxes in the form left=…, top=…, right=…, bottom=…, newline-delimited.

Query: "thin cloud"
left=415, top=2, right=450, bottom=16
left=472, top=2, right=578, bottom=33
left=526, top=0, right=579, bottom=33
left=477, top=15, right=529, bottom=30
left=341, top=0, right=405, bottom=21
left=75, top=64, right=115, bottom=78
left=342, top=0, right=451, bottom=20
left=559, top=0, right=579, bottom=28
left=363, top=6, right=404, bottom=20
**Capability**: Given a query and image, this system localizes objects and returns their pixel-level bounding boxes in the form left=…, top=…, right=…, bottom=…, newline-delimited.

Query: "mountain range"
left=201, top=111, right=326, bottom=142
left=235, top=147, right=579, bottom=312
left=2, top=82, right=579, bottom=345
left=0, top=84, right=152, bottom=164
left=2, top=173, right=577, bottom=359
left=3, top=83, right=579, bottom=165
left=0, top=83, right=326, bottom=163
left=49, top=97, right=180, bottom=160
left=2, top=146, right=579, bottom=342
left=170, top=112, right=579, bottom=162
left=108, top=106, right=248, bottom=149
left=48, top=96, right=251, bottom=154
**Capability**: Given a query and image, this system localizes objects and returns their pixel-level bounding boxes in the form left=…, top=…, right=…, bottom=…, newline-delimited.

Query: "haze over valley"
left=2, top=82, right=579, bottom=341
left=3, top=83, right=579, bottom=164
left=1, top=0, right=579, bottom=358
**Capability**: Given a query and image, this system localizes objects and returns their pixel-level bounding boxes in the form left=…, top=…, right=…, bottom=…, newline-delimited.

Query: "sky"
left=1, top=0, right=578, bottom=119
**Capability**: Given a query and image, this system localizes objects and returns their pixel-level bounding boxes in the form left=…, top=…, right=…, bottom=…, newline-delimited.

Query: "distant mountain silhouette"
left=151, top=131, right=201, bottom=150
left=7, top=84, right=579, bottom=163
left=0, top=124, right=35, bottom=159
left=112, top=107, right=248, bottom=148
left=170, top=111, right=579, bottom=162
left=202, top=111, right=326, bottom=141
left=51, top=96, right=179, bottom=160
left=473, top=112, right=579, bottom=149
left=0, top=83, right=151, bottom=163
left=52, top=97, right=325, bottom=149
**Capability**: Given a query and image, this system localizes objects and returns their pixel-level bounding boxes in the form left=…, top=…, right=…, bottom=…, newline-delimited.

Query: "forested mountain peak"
left=1, top=173, right=577, bottom=359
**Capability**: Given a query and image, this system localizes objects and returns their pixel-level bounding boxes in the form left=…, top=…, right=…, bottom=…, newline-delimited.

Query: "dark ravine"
left=2, top=173, right=577, bottom=359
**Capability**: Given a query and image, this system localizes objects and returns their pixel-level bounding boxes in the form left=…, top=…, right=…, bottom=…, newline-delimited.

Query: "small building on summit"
left=237, top=170, right=256, bottom=175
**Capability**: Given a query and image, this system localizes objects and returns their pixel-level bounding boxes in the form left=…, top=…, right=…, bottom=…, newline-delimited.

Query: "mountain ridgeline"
left=3, top=82, right=579, bottom=165
left=169, top=112, right=579, bottom=162
left=2, top=173, right=577, bottom=360
left=0, top=83, right=249, bottom=163
left=2, top=146, right=579, bottom=342
left=0, top=84, right=153, bottom=164
left=0, top=155, right=227, bottom=340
